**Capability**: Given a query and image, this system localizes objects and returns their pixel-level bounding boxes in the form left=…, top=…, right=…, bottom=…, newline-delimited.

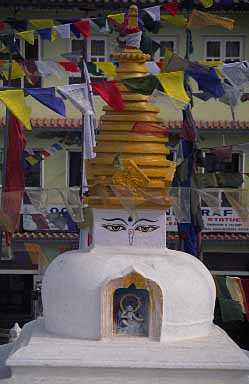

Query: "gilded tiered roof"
left=88, top=5, right=176, bottom=209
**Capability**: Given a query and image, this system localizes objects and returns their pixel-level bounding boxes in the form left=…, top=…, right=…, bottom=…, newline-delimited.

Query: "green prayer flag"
left=122, top=75, right=162, bottom=95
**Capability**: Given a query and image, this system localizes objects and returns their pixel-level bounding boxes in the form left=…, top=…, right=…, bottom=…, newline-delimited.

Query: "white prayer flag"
left=36, top=60, right=65, bottom=79
left=149, top=89, right=189, bottom=110
left=218, top=61, right=249, bottom=88
left=126, top=31, right=142, bottom=48
left=145, top=61, right=161, bottom=75
left=144, top=5, right=160, bottom=21
left=53, top=24, right=71, bottom=39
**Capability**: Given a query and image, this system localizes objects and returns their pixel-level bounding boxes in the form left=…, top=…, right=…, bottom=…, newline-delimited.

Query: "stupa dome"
left=42, top=246, right=216, bottom=342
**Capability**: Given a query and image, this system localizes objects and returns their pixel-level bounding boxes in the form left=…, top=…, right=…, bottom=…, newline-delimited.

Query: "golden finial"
left=127, top=5, right=139, bottom=29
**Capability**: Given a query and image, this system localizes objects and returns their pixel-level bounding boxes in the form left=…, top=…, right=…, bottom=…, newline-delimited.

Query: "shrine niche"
left=101, top=271, right=163, bottom=340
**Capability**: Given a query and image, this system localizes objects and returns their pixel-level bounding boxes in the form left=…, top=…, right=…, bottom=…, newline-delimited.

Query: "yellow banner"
left=157, top=71, right=190, bottom=103
left=0, top=90, right=32, bottom=130
left=94, top=62, right=117, bottom=77
left=17, top=30, right=35, bottom=45
left=199, top=0, right=213, bottom=8
left=161, top=15, right=187, bottom=28
left=30, top=19, right=54, bottom=28
left=3, top=61, right=25, bottom=80
left=187, top=10, right=235, bottom=31
left=107, top=13, right=125, bottom=24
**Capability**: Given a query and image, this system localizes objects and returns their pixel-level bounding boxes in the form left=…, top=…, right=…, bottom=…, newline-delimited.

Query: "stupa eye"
left=102, top=224, right=126, bottom=232
left=135, top=225, right=159, bottom=233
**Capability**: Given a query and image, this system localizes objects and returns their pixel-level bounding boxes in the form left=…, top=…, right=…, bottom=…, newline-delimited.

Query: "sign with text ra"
left=166, top=207, right=249, bottom=233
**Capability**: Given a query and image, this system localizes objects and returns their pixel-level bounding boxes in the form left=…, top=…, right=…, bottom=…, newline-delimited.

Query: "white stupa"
left=0, top=208, right=248, bottom=384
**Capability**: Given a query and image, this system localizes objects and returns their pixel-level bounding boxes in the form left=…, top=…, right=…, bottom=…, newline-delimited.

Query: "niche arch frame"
left=101, top=269, right=163, bottom=340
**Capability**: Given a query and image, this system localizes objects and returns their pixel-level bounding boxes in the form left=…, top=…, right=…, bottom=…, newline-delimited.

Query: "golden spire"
left=87, top=5, right=176, bottom=209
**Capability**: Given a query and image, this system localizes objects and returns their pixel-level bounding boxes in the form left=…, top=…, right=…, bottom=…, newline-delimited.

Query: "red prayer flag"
left=0, top=23, right=6, bottom=30
left=133, top=122, right=169, bottom=138
left=162, top=2, right=179, bottom=16
left=73, top=20, right=90, bottom=38
left=2, top=114, right=26, bottom=231
left=91, top=80, right=124, bottom=112
left=58, top=61, right=80, bottom=73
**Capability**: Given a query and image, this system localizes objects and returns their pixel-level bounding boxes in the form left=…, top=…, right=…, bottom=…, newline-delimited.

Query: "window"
left=69, top=36, right=108, bottom=84
left=153, top=37, right=177, bottom=62
left=204, top=37, right=243, bottom=63
left=24, top=150, right=43, bottom=188
left=68, top=151, right=82, bottom=187
left=1, top=37, right=41, bottom=88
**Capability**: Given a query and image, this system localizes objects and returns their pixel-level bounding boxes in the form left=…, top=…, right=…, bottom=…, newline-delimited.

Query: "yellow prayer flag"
left=0, top=90, right=32, bottom=130
left=199, top=60, right=224, bottom=67
left=187, top=10, right=235, bottom=31
left=51, top=27, right=59, bottom=42
left=107, top=13, right=125, bottom=24
left=17, top=30, right=35, bottom=45
left=161, top=15, right=187, bottom=28
left=94, top=62, right=117, bottom=78
left=24, top=243, right=49, bottom=266
left=0, top=47, right=9, bottom=53
left=30, top=19, right=54, bottom=28
left=156, top=72, right=190, bottom=104
left=199, top=0, right=213, bottom=8
left=3, top=61, right=25, bottom=80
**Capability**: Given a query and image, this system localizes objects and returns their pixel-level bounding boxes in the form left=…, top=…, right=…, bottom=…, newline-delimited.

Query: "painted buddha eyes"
left=134, top=225, right=159, bottom=233
left=102, top=224, right=159, bottom=233
left=102, top=224, right=126, bottom=232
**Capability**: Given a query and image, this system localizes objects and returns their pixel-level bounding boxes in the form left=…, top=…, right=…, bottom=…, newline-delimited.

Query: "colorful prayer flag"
left=157, top=71, right=190, bottom=103
left=73, top=20, right=90, bottom=38
left=3, top=60, right=25, bottom=80
left=26, top=87, right=66, bottom=116
left=187, top=10, right=235, bottom=31
left=94, top=62, right=117, bottom=77
left=161, top=15, right=187, bottom=28
left=0, top=90, right=32, bottom=130
left=16, top=30, right=35, bottom=45
left=91, top=80, right=124, bottom=112
left=199, top=0, right=214, bottom=8
left=162, top=2, right=179, bottom=16
left=30, top=19, right=54, bottom=28
left=58, top=61, right=80, bottom=73
left=144, top=6, right=161, bottom=21
left=53, top=23, right=71, bottom=39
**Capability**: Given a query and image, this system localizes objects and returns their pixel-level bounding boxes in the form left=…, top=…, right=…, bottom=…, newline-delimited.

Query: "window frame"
left=152, top=36, right=178, bottom=62
left=0, top=36, right=42, bottom=89
left=66, top=149, right=82, bottom=188
left=24, top=148, right=44, bottom=190
left=203, top=36, right=244, bottom=62
left=68, top=35, right=109, bottom=82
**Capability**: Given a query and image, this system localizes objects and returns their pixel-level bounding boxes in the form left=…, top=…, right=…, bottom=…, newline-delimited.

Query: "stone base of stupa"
left=4, top=318, right=249, bottom=384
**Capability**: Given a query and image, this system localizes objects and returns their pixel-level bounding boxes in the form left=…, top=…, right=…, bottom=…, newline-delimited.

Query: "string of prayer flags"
left=41, top=143, right=63, bottom=157
left=161, top=15, right=187, bottom=28
left=122, top=74, right=161, bottom=95
left=30, top=19, right=54, bottom=29
left=187, top=10, right=235, bottom=31
left=73, top=20, right=90, bottom=38
left=157, top=71, right=191, bottom=104
left=162, top=2, right=179, bottom=16
left=0, top=90, right=32, bottom=130
left=53, top=23, right=71, bottom=39
left=16, top=30, right=35, bottom=45
left=91, top=80, right=124, bottom=112
left=133, top=121, right=168, bottom=138
left=3, top=60, right=25, bottom=80
left=144, top=6, right=161, bottom=22
left=26, top=87, right=66, bottom=117
left=37, top=27, right=58, bottom=42
left=58, top=61, right=80, bottom=73
left=94, top=62, right=117, bottom=78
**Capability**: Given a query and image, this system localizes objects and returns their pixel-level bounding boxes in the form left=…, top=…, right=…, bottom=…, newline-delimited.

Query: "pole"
left=78, top=46, right=89, bottom=251
left=0, top=33, right=14, bottom=258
